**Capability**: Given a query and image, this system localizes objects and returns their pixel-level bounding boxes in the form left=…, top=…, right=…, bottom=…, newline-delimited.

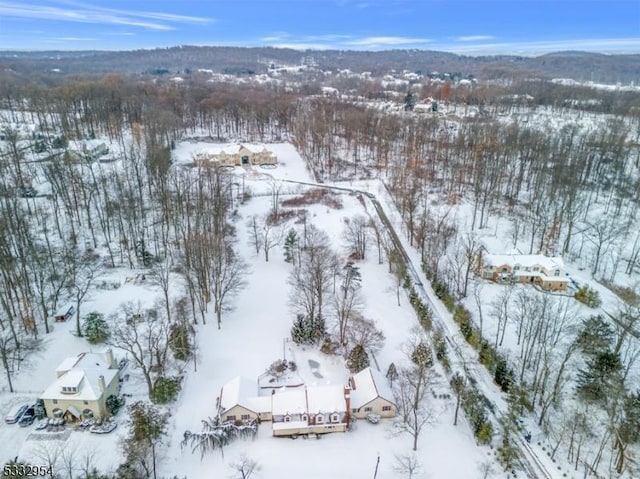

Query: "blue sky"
left=0, top=0, right=638, bottom=55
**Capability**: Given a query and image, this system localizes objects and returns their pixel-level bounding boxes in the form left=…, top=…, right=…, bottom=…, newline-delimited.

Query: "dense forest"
left=1, top=46, right=640, bottom=83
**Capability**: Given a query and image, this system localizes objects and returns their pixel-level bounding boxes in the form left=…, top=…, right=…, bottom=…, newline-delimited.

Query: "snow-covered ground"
left=0, top=146, right=494, bottom=478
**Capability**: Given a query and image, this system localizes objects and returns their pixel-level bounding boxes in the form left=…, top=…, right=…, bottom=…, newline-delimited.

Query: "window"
left=352, top=408, right=358, bottom=414
left=525, top=267, right=530, bottom=272
left=554, top=270, right=560, bottom=276
left=316, top=415, right=324, bottom=424
left=241, top=414, right=250, bottom=420
left=330, top=413, right=340, bottom=423
left=226, top=415, right=236, bottom=421
left=364, top=407, right=372, bottom=412
left=514, top=265, right=520, bottom=271
left=83, top=400, right=88, bottom=405
left=382, top=406, right=392, bottom=412
left=52, top=399, right=58, bottom=405
left=533, top=267, right=539, bottom=272
left=302, top=414, right=308, bottom=422
left=284, top=415, right=291, bottom=422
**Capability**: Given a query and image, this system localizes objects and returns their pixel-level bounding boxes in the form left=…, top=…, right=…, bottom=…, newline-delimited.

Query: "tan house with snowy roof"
left=217, top=376, right=272, bottom=423
left=349, top=367, right=396, bottom=419
left=480, top=253, right=569, bottom=292
left=194, top=144, right=277, bottom=167
left=41, top=349, right=119, bottom=422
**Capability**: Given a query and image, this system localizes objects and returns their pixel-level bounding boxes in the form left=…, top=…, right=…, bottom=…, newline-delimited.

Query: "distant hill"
left=0, top=46, right=638, bottom=84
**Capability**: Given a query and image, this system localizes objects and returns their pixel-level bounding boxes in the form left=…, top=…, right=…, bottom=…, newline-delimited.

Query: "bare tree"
left=393, top=452, right=422, bottom=479
left=343, top=214, right=369, bottom=260
left=395, top=340, right=438, bottom=451
left=229, top=455, right=261, bottom=479
left=107, top=302, right=170, bottom=397
left=65, top=248, right=100, bottom=337
left=0, top=328, right=39, bottom=393
left=345, top=315, right=385, bottom=355
left=211, top=240, right=248, bottom=329
left=333, top=262, right=363, bottom=346
left=247, top=215, right=262, bottom=255
left=261, top=216, right=283, bottom=262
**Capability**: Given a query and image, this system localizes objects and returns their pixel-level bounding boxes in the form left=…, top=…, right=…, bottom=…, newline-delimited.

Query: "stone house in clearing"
left=194, top=144, right=277, bottom=167
left=40, top=349, right=119, bottom=422
left=480, top=253, right=570, bottom=292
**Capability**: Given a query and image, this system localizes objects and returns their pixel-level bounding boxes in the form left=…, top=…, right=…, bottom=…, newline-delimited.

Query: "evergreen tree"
left=620, top=390, right=640, bottom=444
left=404, top=91, right=416, bottom=111
left=347, top=344, right=369, bottom=373
left=494, top=356, right=515, bottom=392
left=283, top=229, right=298, bottom=264
left=411, top=342, right=433, bottom=369
left=106, top=394, right=124, bottom=415
left=386, top=362, right=398, bottom=387
left=310, top=314, right=326, bottom=342
left=576, top=315, right=614, bottom=355
left=34, top=399, right=45, bottom=420
left=82, top=312, right=110, bottom=344
left=291, top=314, right=312, bottom=345
left=576, top=350, right=623, bottom=402
left=169, top=323, right=192, bottom=361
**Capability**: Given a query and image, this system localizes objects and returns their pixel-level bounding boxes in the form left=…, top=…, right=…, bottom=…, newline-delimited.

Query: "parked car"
left=18, top=407, right=36, bottom=427
left=35, top=418, right=49, bottom=430
left=5, top=404, right=28, bottom=424
left=366, top=413, right=381, bottom=424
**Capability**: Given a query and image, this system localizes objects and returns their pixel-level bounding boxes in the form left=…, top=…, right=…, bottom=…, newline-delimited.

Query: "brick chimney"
left=98, top=375, right=106, bottom=393
left=344, top=385, right=351, bottom=429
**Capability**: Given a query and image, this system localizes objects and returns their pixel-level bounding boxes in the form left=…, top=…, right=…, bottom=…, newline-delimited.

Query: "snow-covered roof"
left=483, top=254, right=564, bottom=271
left=74, top=352, right=114, bottom=370
left=43, top=350, right=118, bottom=402
left=350, top=367, right=394, bottom=409
left=55, top=356, right=81, bottom=374
left=306, top=385, right=346, bottom=414
left=246, top=396, right=272, bottom=414
left=272, top=420, right=309, bottom=431
left=41, top=368, right=118, bottom=402
left=219, top=377, right=258, bottom=413
left=272, top=388, right=308, bottom=416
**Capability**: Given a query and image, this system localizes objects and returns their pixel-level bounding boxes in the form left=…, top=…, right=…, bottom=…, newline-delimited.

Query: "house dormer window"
left=316, top=415, right=324, bottom=424
left=61, top=386, right=78, bottom=394
left=330, top=413, right=340, bottom=423
left=284, top=415, right=291, bottom=422
left=302, top=414, right=308, bottom=422
left=554, top=270, right=560, bottom=276
left=513, top=265, right=520, bottom=271
left=533, top=267, right=539, bottom=272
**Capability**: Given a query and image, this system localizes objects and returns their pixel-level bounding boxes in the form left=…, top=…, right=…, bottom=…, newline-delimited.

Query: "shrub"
left=476, top=421, right=494, bottom=445
left=151, top=376, right=182, bottom=404
left=575, top=285, right=602, bottom=308
left=82, top=312, right=110, bottom=344
left=106, top=394, right=125, bottom=415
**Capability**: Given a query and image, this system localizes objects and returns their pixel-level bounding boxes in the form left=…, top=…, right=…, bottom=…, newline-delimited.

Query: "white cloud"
left=457, top=35, right=494, bottom=42
left=0, top=1, right=213, bottom=31
left=344, top=36, right=431, bottom=46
